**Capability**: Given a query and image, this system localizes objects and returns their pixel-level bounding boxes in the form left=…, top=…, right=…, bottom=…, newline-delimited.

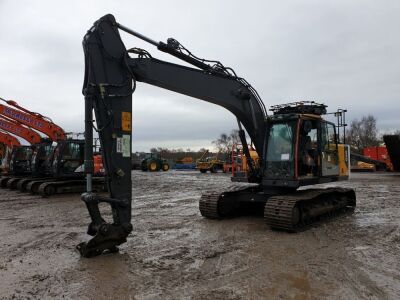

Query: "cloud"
left=0, top=0, right=399, bottom=151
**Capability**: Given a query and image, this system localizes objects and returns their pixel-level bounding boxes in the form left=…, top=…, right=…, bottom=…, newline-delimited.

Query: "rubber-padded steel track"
left=199, top=185, right=258, bottom=219
left=6, top=178, right=21, bottom=189
left=264, top=196, right=300, bottom=231
left=264, top=187, right=356, bottom=231
left=17, top=178, right=33, bottom=192
left=199, top=192, right=221, bottom=219
left=37, top=178, right=106, bottom=197
left=0, top=176, right=14, bottom=188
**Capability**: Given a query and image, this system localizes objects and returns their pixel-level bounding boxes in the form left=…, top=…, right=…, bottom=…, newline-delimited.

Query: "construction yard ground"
left=0, top=172, right=399, bottom=299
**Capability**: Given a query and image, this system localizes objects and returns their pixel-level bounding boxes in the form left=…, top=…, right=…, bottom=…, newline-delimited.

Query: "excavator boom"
left=0, top=131, right=21, bottom=147
left=0, top=116, right=41, bottom=144
left=0, top=98, right=66, bottom=141
left=128, top=58, right=267, bottom=155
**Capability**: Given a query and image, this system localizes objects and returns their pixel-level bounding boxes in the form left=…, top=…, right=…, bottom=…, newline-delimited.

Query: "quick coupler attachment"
left=76, top=223, right=133, bottom=258
left=77, top=192, right=132, bottom=258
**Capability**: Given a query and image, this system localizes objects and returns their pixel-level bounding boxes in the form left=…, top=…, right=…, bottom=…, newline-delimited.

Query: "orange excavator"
left=0, top=116, right=42, bottom=178
left=0, top=130, right=20, bottom=168
left=0, top=97, right=105, bottom=195
left=0, top=97, right=65, bottom=188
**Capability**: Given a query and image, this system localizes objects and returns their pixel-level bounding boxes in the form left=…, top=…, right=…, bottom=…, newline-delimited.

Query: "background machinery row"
left=0, top=97, right=105, bottom=196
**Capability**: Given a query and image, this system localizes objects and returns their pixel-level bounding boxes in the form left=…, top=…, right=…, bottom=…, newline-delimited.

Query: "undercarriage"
left=0, top=175, right=106, bottom=197
left=200, top=186, right=356, bottom=231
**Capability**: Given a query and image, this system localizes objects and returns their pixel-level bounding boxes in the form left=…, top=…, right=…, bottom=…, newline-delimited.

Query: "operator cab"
left=0, top=146, right=12, bottom=173
left=9, top=146, right=33, bottom=175
left=52, top=140, right=85, bottom=178
left=263, top=102, right=346, bottom=190
left=31, top=141, right=55, bottom=177
left=0, top=143, right=5, bottom=162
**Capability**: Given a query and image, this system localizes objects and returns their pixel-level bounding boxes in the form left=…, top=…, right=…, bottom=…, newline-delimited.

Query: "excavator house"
left=78, top=14, right=356, bottom=257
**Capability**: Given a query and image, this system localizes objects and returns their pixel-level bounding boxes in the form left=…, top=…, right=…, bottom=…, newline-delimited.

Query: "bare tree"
left=212, top=133, right=230, bottom=153
left=347, top=115, right=379, bottom=153
left=212, top=129, right=241, bottom=153
left=150, top=147, right=158, bottom=153
left=230, top=129, right=240, bottom=145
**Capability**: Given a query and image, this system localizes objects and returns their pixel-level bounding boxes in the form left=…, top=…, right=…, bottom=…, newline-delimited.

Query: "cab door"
left=320, top=121, right=339, bottom=176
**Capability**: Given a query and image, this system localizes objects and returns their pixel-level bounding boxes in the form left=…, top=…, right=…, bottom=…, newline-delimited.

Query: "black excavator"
left=78, top=14, right=356, bottom=257
left=2, top=137, right=106, bottom=196
left=24, top=139, right=106, bottom=196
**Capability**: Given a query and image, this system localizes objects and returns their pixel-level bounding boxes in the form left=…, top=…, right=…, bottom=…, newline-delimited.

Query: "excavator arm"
left=78, top=14, right=267, bottom=257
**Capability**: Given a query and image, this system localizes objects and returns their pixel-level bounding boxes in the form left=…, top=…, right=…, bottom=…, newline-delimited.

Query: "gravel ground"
left=0, top=171, right=399, bottom=299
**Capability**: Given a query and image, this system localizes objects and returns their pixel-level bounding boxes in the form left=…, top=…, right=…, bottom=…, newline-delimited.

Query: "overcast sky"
left=0, top=0, right=399, bottom=151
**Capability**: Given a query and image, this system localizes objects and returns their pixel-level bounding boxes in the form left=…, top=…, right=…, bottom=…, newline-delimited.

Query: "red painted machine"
left=363, top=146, right=393, bottom=171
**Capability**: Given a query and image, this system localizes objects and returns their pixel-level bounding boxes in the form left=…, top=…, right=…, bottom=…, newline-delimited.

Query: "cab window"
left=266, top=123, right=295, bottom=162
